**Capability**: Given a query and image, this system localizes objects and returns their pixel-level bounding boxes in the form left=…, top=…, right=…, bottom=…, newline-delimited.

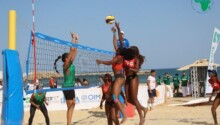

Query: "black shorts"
left=105, top=100, right=114, bottom=106
left=174, top=86, right=179, bottom=89
left=63, top=89, right=75, bottom=100
left=126, top=74, right=138, bottom=84
left=114, top=74, right=124, bottom=79
left=148, top=89, right=156, bottom=98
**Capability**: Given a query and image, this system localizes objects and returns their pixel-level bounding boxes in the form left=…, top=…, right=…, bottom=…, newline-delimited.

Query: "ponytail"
left=138, top=54, right=145, bottom=68
left=54, top=56, right=62, bottom=73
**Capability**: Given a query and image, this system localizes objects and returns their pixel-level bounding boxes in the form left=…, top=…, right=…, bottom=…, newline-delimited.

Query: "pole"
left=8, top=10, right=16, bottom=50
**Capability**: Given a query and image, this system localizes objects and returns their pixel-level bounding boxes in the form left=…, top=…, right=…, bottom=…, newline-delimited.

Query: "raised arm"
left=115, top=22, right=124, bottom=47
left=70, top=32, right=78, bottom=62
left=112, top=27, right=118, bottom=51
left=96, top=56, right=120, bottom=65
left=63, top=33, right=79, bottom=71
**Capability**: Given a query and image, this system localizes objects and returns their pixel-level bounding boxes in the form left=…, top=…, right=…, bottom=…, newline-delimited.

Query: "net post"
left=8, top=10, right=16, bottom=50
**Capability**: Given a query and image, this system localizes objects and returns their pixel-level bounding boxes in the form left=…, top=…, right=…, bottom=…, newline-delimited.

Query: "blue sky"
left=0, top=0, right=220, bottom=71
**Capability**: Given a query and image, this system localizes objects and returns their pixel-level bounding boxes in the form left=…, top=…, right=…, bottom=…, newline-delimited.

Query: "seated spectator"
left=82, top=78, right=89, bottom=86
left=49, top=77, right=57, bottom=88
left=98, top=76, right=104, bottom=86
left=75, top=78, right=82, bottom=87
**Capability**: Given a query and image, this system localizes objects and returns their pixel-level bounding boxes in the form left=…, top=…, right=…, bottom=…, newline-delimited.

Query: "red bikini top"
left=209, top=77, right=220, bottom=90
left=123, top=59, right=135, bottom=68
left=102, top=83, right=111, bottom=94
left=112, top=56, right=123, bottom=71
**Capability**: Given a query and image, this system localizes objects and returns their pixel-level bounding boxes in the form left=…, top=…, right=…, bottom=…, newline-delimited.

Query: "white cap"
left=120, top=31, right=125, bottom=34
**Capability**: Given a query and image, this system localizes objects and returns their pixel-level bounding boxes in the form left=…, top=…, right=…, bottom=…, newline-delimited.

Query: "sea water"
left=36, top=68, right=220, bottom=87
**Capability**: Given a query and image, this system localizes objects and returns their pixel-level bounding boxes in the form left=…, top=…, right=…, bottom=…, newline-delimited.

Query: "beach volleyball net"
left=25, top=32, right=114, bottom=94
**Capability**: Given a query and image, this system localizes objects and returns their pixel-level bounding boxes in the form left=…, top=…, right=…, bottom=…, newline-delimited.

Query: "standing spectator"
left=24, top=79, right=30, bottom=91
left=147, top=70, right=157, bottom=110
left=181, top=72, right=189, bottom=97
left=188, top=75, right=192, bottom=96
left=163, top=73, right=172, bottom=98
left=173, top=73, right=180, bottom=93
left=156, top=76, right=161, bottom=85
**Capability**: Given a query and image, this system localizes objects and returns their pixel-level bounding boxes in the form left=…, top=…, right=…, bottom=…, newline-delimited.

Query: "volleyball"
left=105, top=15, right=115, bottom=24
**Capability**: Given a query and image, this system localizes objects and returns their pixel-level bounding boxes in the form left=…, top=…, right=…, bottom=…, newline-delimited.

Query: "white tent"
left=177, top=59, right=220, bottom=71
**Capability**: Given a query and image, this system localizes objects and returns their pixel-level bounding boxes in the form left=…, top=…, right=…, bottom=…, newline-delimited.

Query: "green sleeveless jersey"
left=63, top=63, right=75, bottom=87
left=34, top=93, right=45, bottom=106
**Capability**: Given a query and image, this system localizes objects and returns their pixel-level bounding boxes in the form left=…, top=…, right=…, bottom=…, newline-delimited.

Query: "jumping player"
left=54, top=32, right=78, bottom=125
left=123, top=46, right=147, bottom=125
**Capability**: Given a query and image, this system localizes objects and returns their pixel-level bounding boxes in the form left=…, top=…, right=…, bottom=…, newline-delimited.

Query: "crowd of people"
left=154, top=72, right=192, bottom=98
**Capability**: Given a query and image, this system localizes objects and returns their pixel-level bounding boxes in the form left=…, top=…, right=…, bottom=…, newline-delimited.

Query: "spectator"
left=98, top=76, right=104, bottom=86
left=49, top=77, right=57, bottom=88
left=163, top=73, right=172, bottom=98
left=188, top=75, right=192, bottom=96
left=181, top=72, right=189, bottom=97
left=173, top=73, right=180, bottom=93
left=82, top=78, right=89, bottom=86
left=75, top=78, right=82, bottom=87
left=24, top=79, right=29, bottom=91
left=156, top=76, right=161, bottom=85
left=147, top=70, right=157, bottom=110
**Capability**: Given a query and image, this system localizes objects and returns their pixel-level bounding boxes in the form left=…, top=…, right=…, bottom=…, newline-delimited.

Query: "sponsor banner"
left=0, top=85, right=165, bottom=112
left=206, top=28, right=220, bottom=94
left=23, top=87, right=102, bottom=111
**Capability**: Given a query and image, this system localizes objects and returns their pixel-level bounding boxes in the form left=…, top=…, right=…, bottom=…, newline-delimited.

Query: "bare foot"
left=139, top=118, right=145, bottom=125
left=120, top=117, right=127, bottom=124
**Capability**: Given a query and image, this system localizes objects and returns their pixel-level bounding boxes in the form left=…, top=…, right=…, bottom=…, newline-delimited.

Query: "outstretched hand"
left=70, top=32, right=79, bottom=43
left=115, top=21, right=120, bottom=29
left=111, top=27, right=116, bottom=33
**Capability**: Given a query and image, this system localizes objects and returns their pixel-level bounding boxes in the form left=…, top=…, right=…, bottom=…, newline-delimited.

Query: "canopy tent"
left=178, top=59, right=220, bottom=97
left=177, top=59, right=220, bottom=71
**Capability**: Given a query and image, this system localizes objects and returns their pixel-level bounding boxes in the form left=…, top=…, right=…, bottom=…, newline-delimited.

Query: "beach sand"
left=23, top=97, right=219, bottom=125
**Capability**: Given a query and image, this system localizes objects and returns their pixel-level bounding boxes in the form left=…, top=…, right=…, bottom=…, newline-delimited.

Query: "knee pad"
left=112, top=94, right=119, bottom=103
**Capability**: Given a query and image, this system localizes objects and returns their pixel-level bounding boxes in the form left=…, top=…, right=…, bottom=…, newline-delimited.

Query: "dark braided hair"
left=54, top=53, right=69, bottom=73
left=121, top=48, right=135, bottom=60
